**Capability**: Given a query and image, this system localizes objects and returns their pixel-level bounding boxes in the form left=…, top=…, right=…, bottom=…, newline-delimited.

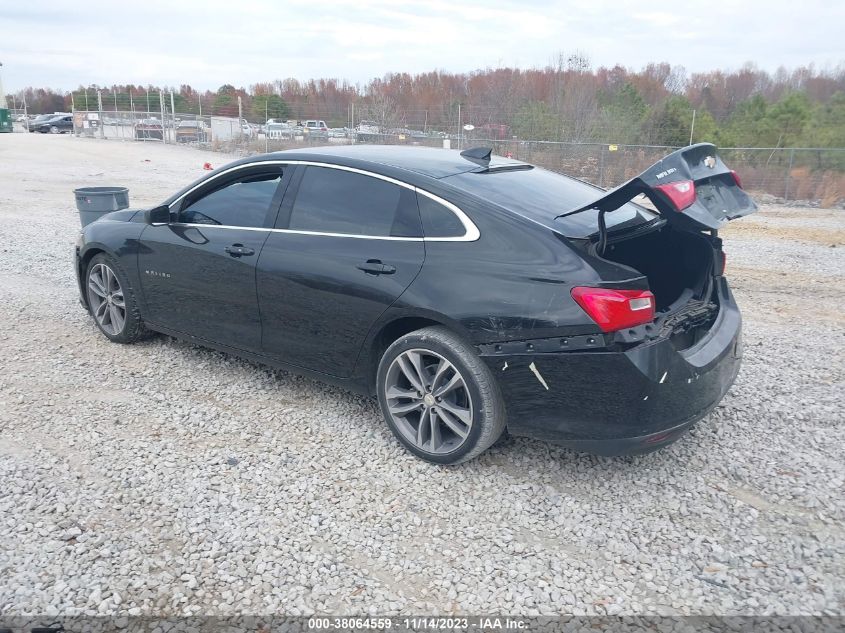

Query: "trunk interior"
left=601, top=226, right=716, bottom=310
left=600, top=226, right=720, bottom=348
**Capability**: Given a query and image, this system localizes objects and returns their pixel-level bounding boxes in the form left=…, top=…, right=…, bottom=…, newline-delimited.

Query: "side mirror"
left=144, top=205, right=171, bottom=224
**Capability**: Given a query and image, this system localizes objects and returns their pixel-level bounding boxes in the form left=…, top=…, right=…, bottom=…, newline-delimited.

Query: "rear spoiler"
left=556, top=143, right=757, bottom=232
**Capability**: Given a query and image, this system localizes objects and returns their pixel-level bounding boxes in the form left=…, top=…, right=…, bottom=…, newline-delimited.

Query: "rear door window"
left=287, top=166, right=421, bottom=237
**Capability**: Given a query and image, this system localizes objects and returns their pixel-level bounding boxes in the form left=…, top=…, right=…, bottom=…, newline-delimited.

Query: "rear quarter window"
left=417, top=192, right=465, bottom=238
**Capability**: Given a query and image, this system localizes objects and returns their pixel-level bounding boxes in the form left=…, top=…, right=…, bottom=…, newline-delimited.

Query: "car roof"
left=252, top=145, right=528, bottom=179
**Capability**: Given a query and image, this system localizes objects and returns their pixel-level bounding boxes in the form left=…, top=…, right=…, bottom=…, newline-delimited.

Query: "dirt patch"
left=721, top=219, right=844, bottom=246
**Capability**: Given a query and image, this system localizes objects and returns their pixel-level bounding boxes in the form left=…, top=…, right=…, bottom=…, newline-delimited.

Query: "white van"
left=304, top=120, right=328, bottom=133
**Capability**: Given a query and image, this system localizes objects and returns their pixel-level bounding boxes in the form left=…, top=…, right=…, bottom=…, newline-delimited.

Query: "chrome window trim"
left=168, top=222, right=425, bottom=241
left=414, top=188, right=480, bottom=242
left=168, top=159, right=480, bottom=242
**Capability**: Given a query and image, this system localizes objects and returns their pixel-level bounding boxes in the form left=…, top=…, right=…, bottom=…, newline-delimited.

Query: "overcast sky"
left=2, top=0, right=843, bottom=93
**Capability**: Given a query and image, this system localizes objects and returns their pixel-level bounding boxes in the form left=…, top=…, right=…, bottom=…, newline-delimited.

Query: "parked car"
left=479, top=123, right=511, bottom=140
left=241, top=119, right=257, bottom=139
left=26, top=114, right=51, bottom=131
left=303, top=120, right=328, bottom=139
left=356, top=120, right=380, bottom=141
left=266, top=122, right=294, bottom=140
left=304, top=119, right=328, bottom=132
left=134, top=118, right=163, bottom=140
left=175, top=120, right=208, bottom=143
left=74, top=143, right=755, bottom=464
left=31, top=114, right=73, bottom=134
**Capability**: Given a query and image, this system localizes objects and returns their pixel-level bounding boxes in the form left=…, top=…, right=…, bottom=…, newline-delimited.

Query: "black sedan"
left=74, top=144, right=756, bottom=464
left=31, top=114, right=73, bottom=134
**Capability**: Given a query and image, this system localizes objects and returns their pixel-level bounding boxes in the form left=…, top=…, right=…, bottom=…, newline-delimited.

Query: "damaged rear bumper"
left=480, top=278, right=743, bottom=456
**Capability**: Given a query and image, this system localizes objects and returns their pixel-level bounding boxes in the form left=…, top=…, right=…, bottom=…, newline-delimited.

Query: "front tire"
left=377, top=326, right=506, bottom=464
left=50, top=125, right=59, bottom=134
left=85, top=253, right=147, bottom=344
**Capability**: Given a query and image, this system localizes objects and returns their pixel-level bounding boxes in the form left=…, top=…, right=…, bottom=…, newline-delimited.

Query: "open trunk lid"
left=560, top=143, right=757, bottom=231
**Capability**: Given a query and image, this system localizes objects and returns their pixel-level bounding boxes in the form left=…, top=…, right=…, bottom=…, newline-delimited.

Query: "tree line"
left=7, top=57, right=845, bottom=148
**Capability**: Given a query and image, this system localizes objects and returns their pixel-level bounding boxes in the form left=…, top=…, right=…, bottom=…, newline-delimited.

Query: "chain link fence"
left=24, top=105, right=845, bottom=206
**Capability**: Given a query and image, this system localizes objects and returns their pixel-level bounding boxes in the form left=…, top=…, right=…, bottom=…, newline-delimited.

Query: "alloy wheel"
left=50, top=126, right=59, bottom=134
left=384, top=349, right=474, bottom=455
left=87, top=263, right=126, bottom=336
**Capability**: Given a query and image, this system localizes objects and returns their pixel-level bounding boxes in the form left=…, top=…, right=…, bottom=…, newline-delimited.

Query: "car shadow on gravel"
left=129, top=332, right=715, bottom=474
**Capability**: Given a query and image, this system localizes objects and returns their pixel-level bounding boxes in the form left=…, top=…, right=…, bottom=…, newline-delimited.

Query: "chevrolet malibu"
left=75, top=143, right=756, bottom=464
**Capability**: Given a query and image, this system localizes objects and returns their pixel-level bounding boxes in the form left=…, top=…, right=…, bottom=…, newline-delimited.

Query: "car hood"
left=93, top=208, right=143, bottom=223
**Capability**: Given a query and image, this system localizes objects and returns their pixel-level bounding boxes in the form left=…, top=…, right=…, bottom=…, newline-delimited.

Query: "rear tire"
left=85, top=253, right=148, bottom=344
left=377, top=326, right=506, bottom=465
left=49, top=125, right=59, bottom=134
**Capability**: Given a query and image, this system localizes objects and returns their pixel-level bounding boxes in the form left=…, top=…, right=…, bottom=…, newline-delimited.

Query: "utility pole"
left=264, top=98, right=269, bottom=153
left=113, top=87, right=117, bottom=111
left=689, top=109, right=696, bottom=146
left=159, top=92, right=167, bottom=144
left=97, top=90, right=104, bottom=138
left=458, top=102, right=462, bottom=149
left=170, top=90, right=176, bottom=137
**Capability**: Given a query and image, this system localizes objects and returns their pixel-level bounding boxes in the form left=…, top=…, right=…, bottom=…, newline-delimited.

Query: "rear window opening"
left=443, top=166, right=657, bottom=238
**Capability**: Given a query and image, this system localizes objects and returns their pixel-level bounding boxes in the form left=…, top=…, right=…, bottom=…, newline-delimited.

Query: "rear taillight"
left=730, top=170, right=743, bottom=188
left=719, top=250, right=727, bottom=276
left=654, top=179, right=696, bottom=211
left=571, top=287, right=656, bottom=333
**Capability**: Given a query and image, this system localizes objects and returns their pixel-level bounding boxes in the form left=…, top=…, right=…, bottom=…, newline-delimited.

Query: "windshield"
left=443, top=166, right=657, bottom=238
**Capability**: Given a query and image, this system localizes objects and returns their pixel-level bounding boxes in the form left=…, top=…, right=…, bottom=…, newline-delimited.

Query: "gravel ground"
left=0, top=133, right=843, bottom=617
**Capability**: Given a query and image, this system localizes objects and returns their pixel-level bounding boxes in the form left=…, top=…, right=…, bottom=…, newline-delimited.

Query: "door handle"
left=356, top=259, right=396, bottom=275
left=225, top=244, right=255, bottom=257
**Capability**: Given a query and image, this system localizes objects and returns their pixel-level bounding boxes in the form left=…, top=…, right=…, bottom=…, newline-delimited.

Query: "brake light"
left=654, top=179, right=696, bottom=211
left=719, top=251, right=727, bottom=276
left=730, top=170, right=743, bottom=188
left=571, top=287, right=656, bottom=333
